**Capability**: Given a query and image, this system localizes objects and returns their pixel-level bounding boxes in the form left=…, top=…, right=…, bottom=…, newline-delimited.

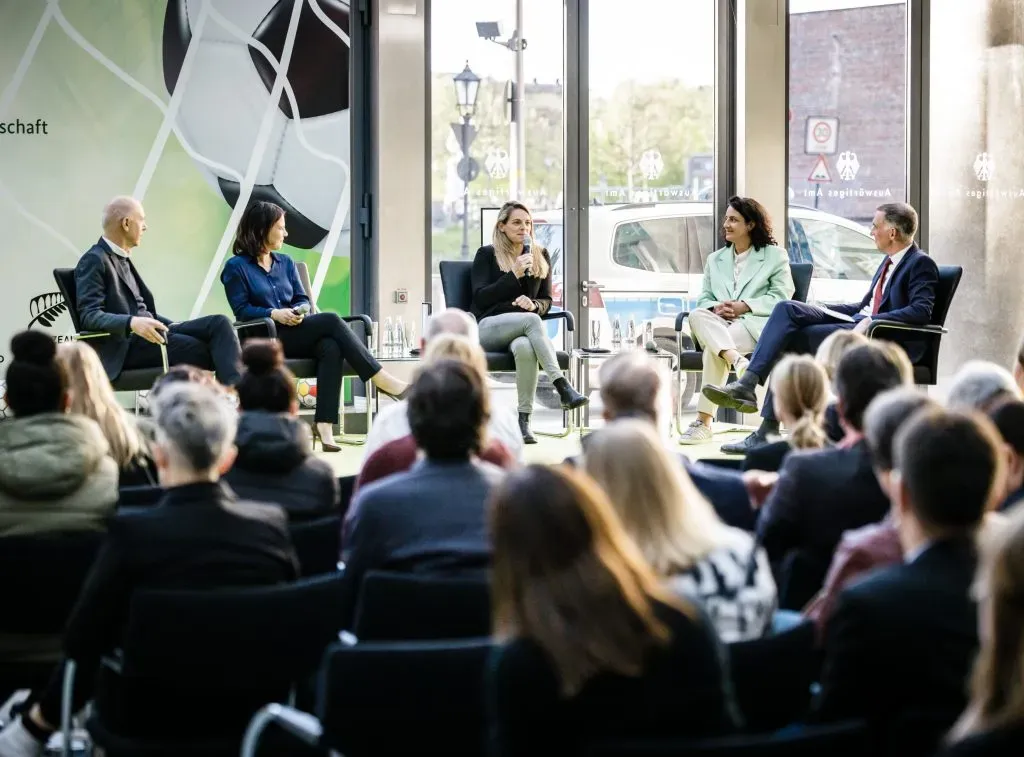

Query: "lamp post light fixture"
left=452, top=61, right=481, bottom=259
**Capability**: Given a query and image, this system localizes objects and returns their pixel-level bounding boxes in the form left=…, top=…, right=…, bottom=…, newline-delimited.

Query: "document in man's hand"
left=811, top=305, right=855, bottom=323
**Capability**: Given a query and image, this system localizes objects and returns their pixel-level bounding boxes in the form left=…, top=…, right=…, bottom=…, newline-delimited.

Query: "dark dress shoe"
left=720, top=428, right=769, bottom=455
left=701, top=381, right=759, bottom=415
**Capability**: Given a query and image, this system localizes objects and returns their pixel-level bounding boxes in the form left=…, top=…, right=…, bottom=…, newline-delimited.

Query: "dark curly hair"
left=728, top=196, right=776, bottom=249
left=232, top=201, right=284, bottom=259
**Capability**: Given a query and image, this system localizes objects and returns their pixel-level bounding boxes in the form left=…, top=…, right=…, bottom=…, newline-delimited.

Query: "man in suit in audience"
left=813, top=407, right=1003, bottom=730
left=74, top=196, right=243, bottom=386
left=341, top=359, right=502, bottom=630
left=703, top=202, right=938, bottom=455
left=756, top=343, right=907, bottom=579
left=0, top=382, right=297, bottom=756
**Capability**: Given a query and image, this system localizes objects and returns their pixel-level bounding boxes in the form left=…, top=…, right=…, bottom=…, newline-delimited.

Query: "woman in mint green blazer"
left=679, top=196, right=794, bottom=444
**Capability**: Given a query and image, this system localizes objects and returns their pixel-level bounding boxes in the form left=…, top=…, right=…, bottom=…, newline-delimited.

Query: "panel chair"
left=672, top=262, right=813, bottom=433
left=438, top=260, right=577, bottom=438
left=865, top=264, right=962, bottom=386
left=232, top=261, right=374, bottom=445
left=53, top=268, right=168, bottom=413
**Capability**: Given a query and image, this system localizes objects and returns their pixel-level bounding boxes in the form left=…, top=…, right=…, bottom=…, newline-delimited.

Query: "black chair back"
left=319, top=638, right=493, bottom=756
left=338, top=475, right=356, bottom=519
left=586, top=720, right=870, bottom=756
left=353, top=571, right=491, bottom=641
left=289, top=515, right=342, bottom=575
left=0, top=529, right=104, bottom=634
left=53, top=268, right=84, bottom=332
left=932, top=265, right=963, bottom=329
left=439, top=261, right=474, bottom=312
left=727, top=620, right=820, bottom=732
left=791, top=262, right=813, bottom=304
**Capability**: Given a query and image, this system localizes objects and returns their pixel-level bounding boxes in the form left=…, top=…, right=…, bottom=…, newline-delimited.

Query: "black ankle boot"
left=518, top=413, right=538, bottom=444
left=553, top=377, right=589, bottom=410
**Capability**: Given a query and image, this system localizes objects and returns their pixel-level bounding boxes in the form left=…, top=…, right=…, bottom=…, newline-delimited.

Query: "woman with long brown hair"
left=471, top=200, right=587, bottom=444
left=487, top=464, right=738, bottom=755
left=939, top=507, right=1024, bottom=756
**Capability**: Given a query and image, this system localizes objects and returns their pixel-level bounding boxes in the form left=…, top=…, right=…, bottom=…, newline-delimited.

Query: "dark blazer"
left=74, top=239, right=172, bottom=379
left=758, top=440, right=891, bottom=567
left=830, top=245, right=939, bottom=362
left=814, top=537, right=979, bottom=725
left=224, top=412, right=339, bottom=520
left=933, top=724, right=1024, bottom=757
left=340, top=459, right=503, bottom=628
left=487, top=600, right=740, bottom=756
left=60, top=481, right=299, bottom=669
left=470, top=245, right=553, bottom=322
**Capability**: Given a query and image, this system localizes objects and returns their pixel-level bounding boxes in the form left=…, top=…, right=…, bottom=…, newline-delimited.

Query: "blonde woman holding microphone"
left=471, top=200, right=587, bottom=444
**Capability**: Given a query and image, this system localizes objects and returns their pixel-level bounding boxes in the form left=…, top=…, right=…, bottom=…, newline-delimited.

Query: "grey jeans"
left=478, top=312, right=565, bottom=414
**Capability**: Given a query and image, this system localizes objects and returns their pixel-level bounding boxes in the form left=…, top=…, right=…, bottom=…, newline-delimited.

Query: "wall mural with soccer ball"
left=0, top=0, right=355, bottom=414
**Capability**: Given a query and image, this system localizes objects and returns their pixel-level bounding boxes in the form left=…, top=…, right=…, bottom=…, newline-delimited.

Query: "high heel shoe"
left=376, top=385, right=410, bottom=402
left=311, top=424, right=342, bottom=453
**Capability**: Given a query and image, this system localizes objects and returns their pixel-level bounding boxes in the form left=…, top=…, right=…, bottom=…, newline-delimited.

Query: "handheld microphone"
left=522, top=234, right=533, bottom=276
left=293, top=303, right=311, bottom=316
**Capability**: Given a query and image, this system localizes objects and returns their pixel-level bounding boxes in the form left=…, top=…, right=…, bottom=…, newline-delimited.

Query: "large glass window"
left=928, top=0, right=1024, bottom=371
left=788, top=1, right=907, bottom=228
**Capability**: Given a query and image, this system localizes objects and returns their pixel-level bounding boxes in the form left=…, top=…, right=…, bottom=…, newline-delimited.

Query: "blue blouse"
left=221, top=252, right=311, bottom=322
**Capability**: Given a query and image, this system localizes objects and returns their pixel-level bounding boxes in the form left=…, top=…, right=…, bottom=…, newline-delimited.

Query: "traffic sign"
left=804, top=116, right=839, bottom=155
left=457, top=156, right=480, bottom=182
left=808, top=154, right=832, bottom=183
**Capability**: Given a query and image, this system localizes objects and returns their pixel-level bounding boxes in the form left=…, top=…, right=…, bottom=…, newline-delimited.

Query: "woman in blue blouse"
left=221, top=201, right=408, bottom=451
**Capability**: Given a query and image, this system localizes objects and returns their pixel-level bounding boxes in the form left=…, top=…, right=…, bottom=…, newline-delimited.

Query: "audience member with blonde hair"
left=361, top=308, right=522, bottom=462
left=743, top=355, right=829, bottom=473
left=814, top=330, right=869, bottom=443
left=584, top=419, right=776, bottom=642
left=57, top=341, right=155, bottom=486
left=940, top=506, right=1024, bottom=756
left=486, top=464, right=738, bottom=755
left=354, top=333, right=519, bottom=492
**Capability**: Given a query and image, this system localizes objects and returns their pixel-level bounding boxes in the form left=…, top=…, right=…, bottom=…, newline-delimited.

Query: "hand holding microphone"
left=515, top=234, right=534, bottom=278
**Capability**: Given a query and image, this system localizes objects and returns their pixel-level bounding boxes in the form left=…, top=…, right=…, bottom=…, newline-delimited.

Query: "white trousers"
left=688, top=308, right=758, bottom=416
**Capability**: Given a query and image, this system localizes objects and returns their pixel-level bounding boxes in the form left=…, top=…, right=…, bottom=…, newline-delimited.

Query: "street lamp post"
left=452, top=62, right=481, bottom=260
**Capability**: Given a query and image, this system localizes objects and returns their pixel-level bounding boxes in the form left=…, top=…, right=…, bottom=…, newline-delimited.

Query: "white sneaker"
left=0, top=692, right=29, bottom=729
left=733, top=356, right=750, bottom=381
left=0, top=719, right=44, bottom=757
left=679, top=420, right=713, bottom=445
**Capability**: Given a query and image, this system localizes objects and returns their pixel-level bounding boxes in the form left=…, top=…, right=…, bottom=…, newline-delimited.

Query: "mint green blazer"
left=695, top=244, right=795, bottom=342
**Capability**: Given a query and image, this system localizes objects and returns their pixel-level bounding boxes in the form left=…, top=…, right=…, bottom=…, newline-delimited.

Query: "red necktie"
left=871, top=257, right=892, bottom=315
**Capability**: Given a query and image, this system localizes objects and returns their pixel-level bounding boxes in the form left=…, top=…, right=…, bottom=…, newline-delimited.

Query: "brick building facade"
left=789, top=3, right=906, bottom=223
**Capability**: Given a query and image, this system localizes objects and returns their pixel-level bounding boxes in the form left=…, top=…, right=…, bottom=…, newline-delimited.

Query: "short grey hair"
left=946, top=360, right=1021, bottom=412
left=876, top=202, right=918, bottom=242
left=102, top=195, right=141, bottom=231
left=424, top=307, right=478, bottom=343
left=149, top=382, right=237, bottom=472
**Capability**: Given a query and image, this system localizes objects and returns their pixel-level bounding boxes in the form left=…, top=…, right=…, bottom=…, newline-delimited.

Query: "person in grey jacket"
left=0, top=331, right=118, bottom=537
left=223, top=339, right=339, bottom=519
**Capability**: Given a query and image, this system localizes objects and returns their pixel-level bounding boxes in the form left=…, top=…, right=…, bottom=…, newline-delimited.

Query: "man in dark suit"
left=756, top=343, right=906, bottom=578
left=703, top=202, right=938, bottom=454
left=74, top=196, right=242, bottom=385
left=0, top=382, right=297, bottom=755
left=341, top=359, right=503, bottom=629
left=813, top=408, right=1001, bottom=735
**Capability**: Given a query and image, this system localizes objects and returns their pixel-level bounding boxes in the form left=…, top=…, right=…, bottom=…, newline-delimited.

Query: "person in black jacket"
left=224, top=339, right=340, bottom=519
left=938, top=506, right=1024, bottom=757
left=813, top=408, right=1004, bottom=736
left=486, top=464, right=739, bottom=756
left=471, top=200, right=587, bottom=443
left=0, top=382, right=298, bottom=756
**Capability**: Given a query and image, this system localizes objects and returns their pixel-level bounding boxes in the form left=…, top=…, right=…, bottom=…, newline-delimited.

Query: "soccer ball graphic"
left=297, top=377, right=317, bottom=409
left=0, top=382, right=7, bottom=421
left=163, top=0, right=351, bottom=251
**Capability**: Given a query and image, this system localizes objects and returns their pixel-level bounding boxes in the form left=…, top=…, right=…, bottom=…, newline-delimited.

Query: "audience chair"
left=338, top=474, right=355, bottom=519
left=865, top=264, right=962, bottom=387
left=53, top=269, right=167, bottom=412
left=75, top=573, right=346, bottom=757
left=352, top=571, right=491, bottom=641
left=232, top=261, right=374, bottom=445
left=438, top=259, right=577, bottom=438
left=585, top=720, right=870, bottom=757
left=673, top=263, right=813, bottom=430
left=289, top=514, right=343, bottom=576
left=242, top=638, right=493, bottom=757
left=728, top=620, right=821, bottom=732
